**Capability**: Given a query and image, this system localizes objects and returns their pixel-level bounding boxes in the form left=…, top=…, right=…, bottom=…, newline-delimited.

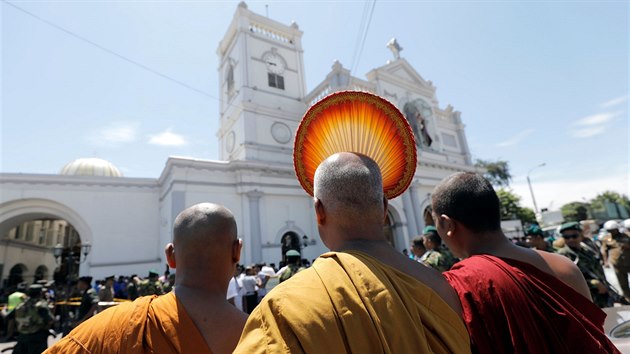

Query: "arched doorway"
left=423, top=206, right=434, bottom=227
left=35, top=265, right=48, bottom=282
left=280, top=232, right=301, bottom=264
left=8, top=263, right=27, bottom=287
left=1, top=217, right=83, bottom=288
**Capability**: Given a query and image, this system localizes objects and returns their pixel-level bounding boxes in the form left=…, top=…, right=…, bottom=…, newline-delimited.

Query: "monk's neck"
left=174, top=283, right=226, bottom=303
left=465, top=231, right=516, bottom=258
left=334, top=239, right=393, bottom=255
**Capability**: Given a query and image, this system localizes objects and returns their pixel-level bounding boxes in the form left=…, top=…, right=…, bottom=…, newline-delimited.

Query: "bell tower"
left=216, top=2, right=307, bottom=163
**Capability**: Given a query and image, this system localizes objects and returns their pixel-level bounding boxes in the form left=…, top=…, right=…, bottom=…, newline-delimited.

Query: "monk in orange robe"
left=235, top=153, right=471, bottom=354
left=432, top=172, right=619, bottom=353
left=45, top=203, right=247, bottom=354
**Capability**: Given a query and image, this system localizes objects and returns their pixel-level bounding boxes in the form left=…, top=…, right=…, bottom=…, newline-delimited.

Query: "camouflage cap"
left=422, top=226, right=438, bottom=235
left=526, top=225, right=543, bottom=236
left=148, top=270, right=159, bottom=278
left=559, top=221, right=581, bottom=233
left=285, top=250, right=301, bottom=257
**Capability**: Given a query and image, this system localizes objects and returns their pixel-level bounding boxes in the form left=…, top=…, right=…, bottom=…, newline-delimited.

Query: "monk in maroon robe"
left=432, top=172, right=619, bottom=353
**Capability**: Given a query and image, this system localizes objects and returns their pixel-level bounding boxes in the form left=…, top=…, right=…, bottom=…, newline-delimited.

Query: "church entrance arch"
left=280, top=231, right=301, bottom=264
left=0, top=198, right=92, bottom=288
left=423, top=206, right=434, bottom=227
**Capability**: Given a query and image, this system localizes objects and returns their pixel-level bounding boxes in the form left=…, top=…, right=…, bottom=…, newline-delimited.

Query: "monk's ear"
left=165, top=243, right=176, bottom=268
left=441, top=214, right=456, bottom=238
left=314, top=198, right=326, bottom=225
left=232, top=238, right=242, bottom=263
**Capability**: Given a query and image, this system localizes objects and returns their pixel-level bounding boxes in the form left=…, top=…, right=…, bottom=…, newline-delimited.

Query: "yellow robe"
left=45, top=292, right=211, bottom=354
left=235, top=251, right=470, bottom=354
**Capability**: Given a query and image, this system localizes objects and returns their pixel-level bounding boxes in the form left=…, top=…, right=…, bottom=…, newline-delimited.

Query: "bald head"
left=314, top=152, right=385, bottom=224
left=172, top=203, right=237, bottom=271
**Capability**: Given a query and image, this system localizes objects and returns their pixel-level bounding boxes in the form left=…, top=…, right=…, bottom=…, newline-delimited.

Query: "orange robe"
left=45, top=292, right=211, bottom=354
left=235, top=251, right=470, bottom=354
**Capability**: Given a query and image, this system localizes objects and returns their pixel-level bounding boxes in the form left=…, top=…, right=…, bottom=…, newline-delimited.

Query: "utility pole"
left=527, top=163, right=546, bottom=214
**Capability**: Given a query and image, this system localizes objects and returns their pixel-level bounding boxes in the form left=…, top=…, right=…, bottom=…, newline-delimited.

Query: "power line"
left=350, top=0, right=376, bottom=75
left=3, top=0, right=222, bottom=102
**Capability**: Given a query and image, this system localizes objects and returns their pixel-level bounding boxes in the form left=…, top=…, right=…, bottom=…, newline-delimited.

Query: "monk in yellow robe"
left=235, top=153, right=470, bottom=354
left=46, top=203, right=247, bottom=354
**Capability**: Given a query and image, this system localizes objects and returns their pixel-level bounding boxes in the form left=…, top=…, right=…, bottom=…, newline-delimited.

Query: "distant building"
left=0, top=2, right=479, bottom=284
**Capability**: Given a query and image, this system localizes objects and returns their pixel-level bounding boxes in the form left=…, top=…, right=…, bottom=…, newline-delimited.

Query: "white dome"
left=60, top=158, right=123, bottom=177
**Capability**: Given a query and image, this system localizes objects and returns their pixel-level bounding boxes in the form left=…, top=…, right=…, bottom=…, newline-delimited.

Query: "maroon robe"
left=444, top=255, right=619, bottom=354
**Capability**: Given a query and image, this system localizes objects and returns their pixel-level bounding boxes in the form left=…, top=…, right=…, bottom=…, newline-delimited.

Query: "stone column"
left=409, top=186, right=424, bottom=234
left=247, top=190, right=264, bottom=263
left=401, top=192, right=419, bottom=239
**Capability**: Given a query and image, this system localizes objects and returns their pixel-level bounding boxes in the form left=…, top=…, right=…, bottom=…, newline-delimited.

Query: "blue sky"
left=2, top=1, right=628, bottom=212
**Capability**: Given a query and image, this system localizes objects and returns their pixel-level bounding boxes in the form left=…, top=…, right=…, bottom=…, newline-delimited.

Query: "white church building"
left=0, top=2, right=478, bottom=285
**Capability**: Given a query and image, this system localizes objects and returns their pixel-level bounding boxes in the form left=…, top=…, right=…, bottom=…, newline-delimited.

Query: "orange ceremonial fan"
left=293, top=91, right=417, bottom=199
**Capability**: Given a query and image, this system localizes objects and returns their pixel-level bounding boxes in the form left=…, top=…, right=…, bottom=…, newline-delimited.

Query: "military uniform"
left=13, top=285, right=53, bottom=354
left=556, top=244, right=610, bottom=308
left=138, top=279, right=164, bottom=296
left=78, top=287, right=99, bottom=320
left=601, top=227, right=630, bottom=300
left=421, top=248, right=457, bottom=272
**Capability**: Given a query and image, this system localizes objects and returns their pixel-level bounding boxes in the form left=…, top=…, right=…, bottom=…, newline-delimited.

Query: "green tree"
left=495, top=189, right=537, bottom=224
left=561, top=202, right=589, bottom=222
left=590, top=191, right=630, bottom=219
left=497, top=188, right=521, bottom=220
left=516, top=207, right=537, bottom=225
left=475, top=159, right=512, bottom=187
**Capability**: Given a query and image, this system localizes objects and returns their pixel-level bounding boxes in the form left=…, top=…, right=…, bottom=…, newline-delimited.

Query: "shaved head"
left=314, top=152, right=385, bottom=228
left=172, top=203, right=238, bottom=272
left=432, top=172, right=501, bottom=233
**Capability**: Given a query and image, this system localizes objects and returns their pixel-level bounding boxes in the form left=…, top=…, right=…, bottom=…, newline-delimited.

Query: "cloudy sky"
left=2, top=1, right=628, bottom=212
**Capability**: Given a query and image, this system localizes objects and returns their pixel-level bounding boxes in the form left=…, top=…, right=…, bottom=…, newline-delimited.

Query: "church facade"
left=0, top=2, right=477, bottom=284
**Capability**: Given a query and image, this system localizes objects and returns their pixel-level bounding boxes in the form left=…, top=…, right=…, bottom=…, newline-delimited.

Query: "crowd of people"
left=407, top=213, right=630, bottom=310
left=1, top=181, right=625, bottom=352
left=0, top=147, right=625, bottom=353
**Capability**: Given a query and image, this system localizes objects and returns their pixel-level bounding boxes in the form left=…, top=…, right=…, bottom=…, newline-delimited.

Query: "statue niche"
left=403, top=101, right=433, bottom=148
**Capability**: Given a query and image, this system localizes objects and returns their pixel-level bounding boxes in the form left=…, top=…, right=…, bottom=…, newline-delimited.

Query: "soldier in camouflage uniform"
left=138, top=270, right=164, bottom=296
left=525, top=225, right=554, bottom=252
left=13, top=284, right=53, bottom=354
left=556, top=221, right=610, bottom=308
left=601, top=220, right=630, bottom=302
left=76, top=276, right=99, bottom=326
left=420, top=226, right=457, bottom=272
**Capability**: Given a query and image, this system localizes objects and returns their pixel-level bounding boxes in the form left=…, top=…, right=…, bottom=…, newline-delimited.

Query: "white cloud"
left=148, top=129, right=187, bottom=146
left=601, top=94, right=628, bottom=108
left=571, top=126, right=607, bottom=138
left=102, top=124, right=137, bottom=143
left=574, top=112, right=620, bottom=127
left=88, top=122, right=139, bottom=146
left=570, top=111, right=622, bottom=138
left=495, top=129, right=535, bottom=147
